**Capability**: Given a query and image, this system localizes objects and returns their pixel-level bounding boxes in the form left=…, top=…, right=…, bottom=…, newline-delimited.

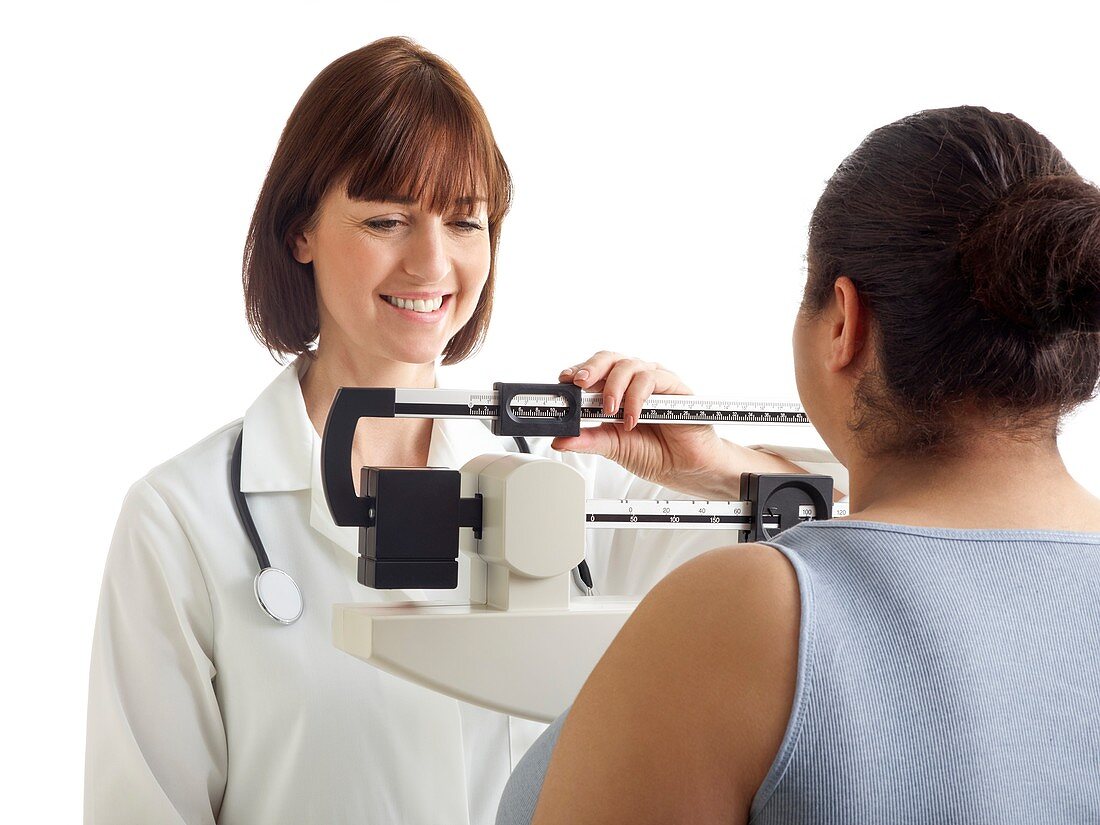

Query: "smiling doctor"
left=83, top=37, right=841, bottom=825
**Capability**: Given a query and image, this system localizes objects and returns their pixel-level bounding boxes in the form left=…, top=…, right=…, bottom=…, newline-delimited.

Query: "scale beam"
left=390, top=385, right=808, bottom=426
left=323, top=383, right=812, bottom=527
left=585, top=499, right=849, bottom=529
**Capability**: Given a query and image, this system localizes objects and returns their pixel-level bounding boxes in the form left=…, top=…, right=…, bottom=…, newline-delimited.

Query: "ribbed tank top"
left=496, top=521, right=1100, bottom=824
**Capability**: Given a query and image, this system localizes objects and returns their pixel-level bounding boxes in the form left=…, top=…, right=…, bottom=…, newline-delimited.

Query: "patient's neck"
left=846, top=435, right=1100, bottom=532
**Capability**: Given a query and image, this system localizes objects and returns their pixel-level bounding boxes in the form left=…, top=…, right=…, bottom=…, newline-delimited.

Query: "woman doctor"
left=84, top=37, right=835, bottom=825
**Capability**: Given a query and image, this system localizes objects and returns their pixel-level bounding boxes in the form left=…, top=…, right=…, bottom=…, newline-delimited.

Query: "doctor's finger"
left=598, top=357, right=652, bottom=414
left=605, top=364, right=692, bottom=422
left=620, top=366, right=694, bottom=427
left=620, top=372, right=660, bottom=430
left=599, top=358, right=654, bottom=415
left=559, top=351, right=628, bottom=388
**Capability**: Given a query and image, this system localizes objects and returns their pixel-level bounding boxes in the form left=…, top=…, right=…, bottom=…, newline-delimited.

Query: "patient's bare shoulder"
left=532, top=543, right=801, bottom=825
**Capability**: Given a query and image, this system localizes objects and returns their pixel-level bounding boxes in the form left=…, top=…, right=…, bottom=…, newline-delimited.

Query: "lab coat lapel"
left=235, top=356, right=357, bottom=554
left=239, top=358, right=314, bottom=493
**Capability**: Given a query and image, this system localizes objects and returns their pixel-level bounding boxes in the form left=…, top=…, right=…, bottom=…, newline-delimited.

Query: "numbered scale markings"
left=585, top=499, right=849, bottom=531
left=392, top=388, right=809, bottom=426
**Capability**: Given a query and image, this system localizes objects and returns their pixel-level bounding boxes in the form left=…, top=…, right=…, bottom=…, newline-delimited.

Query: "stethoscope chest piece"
left=254, top=567, right=304, bottom=625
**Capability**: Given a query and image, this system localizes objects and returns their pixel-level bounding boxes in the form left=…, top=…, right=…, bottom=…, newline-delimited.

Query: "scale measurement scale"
left=585, top=499, right=849, bottom=531
left=386, top=387, right=810, bottom=426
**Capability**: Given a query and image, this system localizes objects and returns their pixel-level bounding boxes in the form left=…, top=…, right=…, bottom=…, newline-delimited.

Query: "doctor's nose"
left=402, top=221, right=452, bottom=284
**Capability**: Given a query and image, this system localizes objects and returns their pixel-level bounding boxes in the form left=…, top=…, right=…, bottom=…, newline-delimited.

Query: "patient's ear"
left=825, top=276, right=867, bottom=373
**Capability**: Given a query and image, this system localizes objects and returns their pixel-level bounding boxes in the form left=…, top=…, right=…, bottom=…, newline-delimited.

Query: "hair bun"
left=959, top=174, right=1100, bottom=333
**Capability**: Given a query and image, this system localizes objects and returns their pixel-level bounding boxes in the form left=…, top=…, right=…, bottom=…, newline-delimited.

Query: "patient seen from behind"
left=497, top=106, right=1100, bottom=824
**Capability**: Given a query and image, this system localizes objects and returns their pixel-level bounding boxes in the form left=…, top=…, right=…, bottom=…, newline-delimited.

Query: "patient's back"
left=753, top=520, right=1100, bottom=824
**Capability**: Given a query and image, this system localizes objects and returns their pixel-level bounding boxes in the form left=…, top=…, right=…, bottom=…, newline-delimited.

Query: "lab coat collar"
left=239, top=358, right=314, bottom=493
left=239, top=355, right=511, bottom=555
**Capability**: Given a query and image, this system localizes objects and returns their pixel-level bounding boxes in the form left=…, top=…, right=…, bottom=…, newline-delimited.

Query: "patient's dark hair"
left=805, top=106, right=1100, bottom=455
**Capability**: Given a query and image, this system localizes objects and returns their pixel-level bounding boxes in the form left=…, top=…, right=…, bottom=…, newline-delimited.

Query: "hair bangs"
left=343, top=75, right=508, bottom=220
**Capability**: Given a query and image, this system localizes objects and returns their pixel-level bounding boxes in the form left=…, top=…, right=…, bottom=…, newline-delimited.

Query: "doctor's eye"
left=450, top=219, right=485, bottom=233
left=363, top=218, right=404, bottom=232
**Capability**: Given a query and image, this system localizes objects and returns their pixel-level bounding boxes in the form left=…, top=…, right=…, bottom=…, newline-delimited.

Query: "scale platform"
left=333, top=595, right=637, bottom=723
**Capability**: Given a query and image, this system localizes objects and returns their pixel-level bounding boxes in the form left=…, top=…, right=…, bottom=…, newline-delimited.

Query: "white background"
left=5, top=1, right=1099, bottom=817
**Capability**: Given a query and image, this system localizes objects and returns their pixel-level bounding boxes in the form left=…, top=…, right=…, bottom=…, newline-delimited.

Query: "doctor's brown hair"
left=804, top=106, right=1100, bottom=456
left=243, top=37, right=512, bottom=363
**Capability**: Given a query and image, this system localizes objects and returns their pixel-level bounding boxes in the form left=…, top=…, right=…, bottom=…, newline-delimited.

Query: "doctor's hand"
left=552, top=352, right=802, bottom=500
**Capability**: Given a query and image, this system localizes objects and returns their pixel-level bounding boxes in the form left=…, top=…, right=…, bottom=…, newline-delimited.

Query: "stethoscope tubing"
left=231, top=430, right=271, bottom=570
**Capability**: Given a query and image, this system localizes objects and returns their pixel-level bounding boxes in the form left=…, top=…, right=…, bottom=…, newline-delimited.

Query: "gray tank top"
left=496, top=521, right=1100, bottom=824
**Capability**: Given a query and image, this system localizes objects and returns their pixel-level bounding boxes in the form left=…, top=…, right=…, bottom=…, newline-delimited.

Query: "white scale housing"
left=333, top=454, right=638, bottom=723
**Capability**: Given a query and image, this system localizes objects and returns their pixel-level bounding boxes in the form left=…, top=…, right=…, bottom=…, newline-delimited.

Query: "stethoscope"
left=231, top=427, right=595, bottom=624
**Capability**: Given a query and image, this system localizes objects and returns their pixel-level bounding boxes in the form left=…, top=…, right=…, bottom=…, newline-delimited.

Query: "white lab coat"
left=85, top=357, right=845, bottom=825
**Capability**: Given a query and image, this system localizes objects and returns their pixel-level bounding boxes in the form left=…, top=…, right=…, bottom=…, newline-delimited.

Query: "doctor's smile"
left=380, top=292, right=453, bottom=322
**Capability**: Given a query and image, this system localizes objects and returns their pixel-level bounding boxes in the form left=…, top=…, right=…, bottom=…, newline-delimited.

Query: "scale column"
left=464, top=454, right=587, bottom=611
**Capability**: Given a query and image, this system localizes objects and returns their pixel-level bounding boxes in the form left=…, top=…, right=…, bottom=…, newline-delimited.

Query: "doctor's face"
left=293, top=186, right=491, bottom=365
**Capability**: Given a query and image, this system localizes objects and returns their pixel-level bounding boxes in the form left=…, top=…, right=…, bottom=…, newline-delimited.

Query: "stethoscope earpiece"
left=254, top=567, right=304, bottom=625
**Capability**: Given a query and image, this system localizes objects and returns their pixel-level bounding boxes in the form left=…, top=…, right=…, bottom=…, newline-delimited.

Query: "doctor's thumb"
left=550, top=425, right=620, bottom=460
